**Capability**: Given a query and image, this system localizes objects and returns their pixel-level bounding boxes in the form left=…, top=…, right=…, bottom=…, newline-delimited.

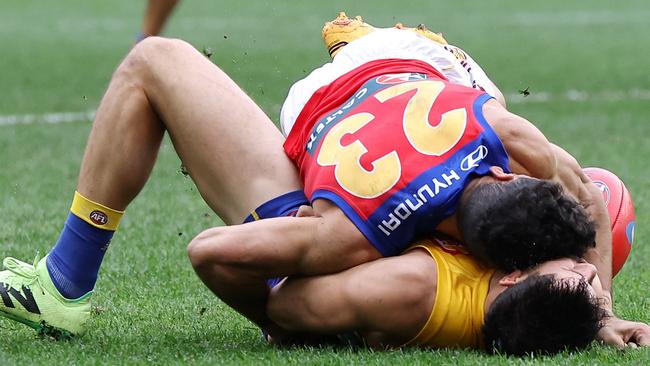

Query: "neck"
left=484, top=271, right=509, bottom=316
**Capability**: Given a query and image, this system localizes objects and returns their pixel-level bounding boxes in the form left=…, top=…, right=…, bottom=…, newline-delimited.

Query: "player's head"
left=483, top=258, right=606, bottom=356
left=458, top=170, right=597, bottom=271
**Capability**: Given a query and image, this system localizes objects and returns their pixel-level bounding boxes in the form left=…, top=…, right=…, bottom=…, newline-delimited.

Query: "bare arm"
left=188, top=205, right=379, bottom=330
left=486, top=101, right=613, bottom=293
left=547, top=144, right=612, bottom=293
left=488, top=106, right=650, bottom=348
left=267, top=250, right=434, bottom=347
left=559, top=150, right=613, bottom=294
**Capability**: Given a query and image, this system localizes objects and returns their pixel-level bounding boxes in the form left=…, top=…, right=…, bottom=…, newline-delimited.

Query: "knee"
left=118, top=37, right=194, bottom=81
left=132, top=36, right=192, bottom=60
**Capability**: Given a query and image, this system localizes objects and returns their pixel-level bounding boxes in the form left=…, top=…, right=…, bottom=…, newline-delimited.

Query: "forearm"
left=193, top=258, right=272, bottom=328
left=268, top=277, right=349, bottom=333
left=584, top=181, right=613, bottom=294
left=268, top=251, right=429, bottom=343
left=187, top=218, right=316, bottom=328
left=187, top=215, right=370, bottom=326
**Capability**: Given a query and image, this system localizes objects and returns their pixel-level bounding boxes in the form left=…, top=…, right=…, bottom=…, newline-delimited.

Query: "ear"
left=489, top=166, right=516, bottom=182
left=498, top=270, right=524, bottom=287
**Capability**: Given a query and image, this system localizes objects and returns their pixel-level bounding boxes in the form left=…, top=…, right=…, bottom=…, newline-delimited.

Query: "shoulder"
left=481, top=99, right=556, bottom=178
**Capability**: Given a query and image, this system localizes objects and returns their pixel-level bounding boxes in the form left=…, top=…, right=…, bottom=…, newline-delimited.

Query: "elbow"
left=187, top=227, right=227, bottom=271
left=188, top=225, right=263, bottom=273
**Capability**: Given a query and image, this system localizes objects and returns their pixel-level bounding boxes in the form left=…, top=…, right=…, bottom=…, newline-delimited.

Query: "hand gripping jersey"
left=283, top=59, right=510, bottom=256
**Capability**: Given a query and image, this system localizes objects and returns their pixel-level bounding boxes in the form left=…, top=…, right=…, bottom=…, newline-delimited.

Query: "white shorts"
left=280, top=28, right=500, bottom=136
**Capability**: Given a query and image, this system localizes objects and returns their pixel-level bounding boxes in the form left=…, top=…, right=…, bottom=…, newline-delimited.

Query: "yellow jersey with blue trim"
left=403, top=238, right=495, bottom=349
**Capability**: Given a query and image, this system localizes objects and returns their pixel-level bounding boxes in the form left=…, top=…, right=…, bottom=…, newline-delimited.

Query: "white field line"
left=511, top=10, right=650, bottom=26
left=0, top=110, right=96, bottom=127
left=1, top=89, right=649, bottom=127
left=506, top=88, right=650, bottom=104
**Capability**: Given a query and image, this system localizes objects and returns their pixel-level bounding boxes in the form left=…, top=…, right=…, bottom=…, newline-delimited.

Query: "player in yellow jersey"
left=263, top=236, right=612, bottom=354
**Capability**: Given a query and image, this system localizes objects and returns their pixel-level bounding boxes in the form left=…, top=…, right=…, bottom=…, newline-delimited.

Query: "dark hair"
left=483, top=274, right=605, bottom=356
left=458, top=178, right=597, bottom=271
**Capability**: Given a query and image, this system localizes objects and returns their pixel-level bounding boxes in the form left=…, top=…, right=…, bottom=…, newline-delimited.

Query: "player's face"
left=526, top=258, right=602, bottom=298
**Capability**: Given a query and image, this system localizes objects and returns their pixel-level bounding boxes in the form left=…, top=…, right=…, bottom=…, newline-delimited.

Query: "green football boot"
left=0, top=255, right=91, bottom=339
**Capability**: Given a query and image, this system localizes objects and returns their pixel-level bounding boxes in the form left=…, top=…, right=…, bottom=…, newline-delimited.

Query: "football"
left=583, top=167, right=636, bottom=277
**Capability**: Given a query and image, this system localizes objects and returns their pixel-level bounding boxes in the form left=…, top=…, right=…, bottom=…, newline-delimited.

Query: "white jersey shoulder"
left=280, top=28, right=500, bottom=136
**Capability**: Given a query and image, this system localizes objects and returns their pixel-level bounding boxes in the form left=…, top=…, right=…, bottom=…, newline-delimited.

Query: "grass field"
left=1, top=0, right=649, bottom=365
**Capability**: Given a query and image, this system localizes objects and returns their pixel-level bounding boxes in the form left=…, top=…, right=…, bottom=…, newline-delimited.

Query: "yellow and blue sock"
left=46, top=191, right=124, bottom=299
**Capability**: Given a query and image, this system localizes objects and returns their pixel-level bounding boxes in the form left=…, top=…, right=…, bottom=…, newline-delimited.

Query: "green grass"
left=1, top=0, right=649, bottom=364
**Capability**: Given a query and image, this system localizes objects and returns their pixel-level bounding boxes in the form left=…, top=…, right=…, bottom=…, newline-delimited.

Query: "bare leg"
left=82, top=37, right=375, bottom=334
left=141, top=0, right=180, bottom=38
left=78, top=37, right=301, bottom=224
left=76, top=37, right=305, bottom=332
left=0, top=36, right=303, bottom=336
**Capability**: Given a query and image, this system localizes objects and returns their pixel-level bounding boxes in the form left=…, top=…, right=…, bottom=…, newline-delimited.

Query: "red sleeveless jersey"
left=284, top=59, right=510, bottom=256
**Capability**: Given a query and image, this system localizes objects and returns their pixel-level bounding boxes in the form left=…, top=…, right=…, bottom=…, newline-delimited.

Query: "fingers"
left=598, top=327, right=626, bottom=349
left=597, top=317, right=650, bottom=349
left=631, top=325, right=650, bottom=347
left=599, top=335, right=625, bottom=349
left=295, top=205, right=315, bottom=217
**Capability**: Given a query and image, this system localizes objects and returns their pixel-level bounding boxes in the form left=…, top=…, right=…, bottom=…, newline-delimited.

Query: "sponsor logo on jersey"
left=0, top=283, right=41, bottom=314
left=591, top=180, right=611, bottom=205
left=306, top=87, right=369, bottom=152
left=306, top=73, right=429, bottom=154
left=460, top=145, right=488, bottom=171
left=89, top=210, right=108, bottom=226
left=378, top=169, right=461, bottom=236
left=376, top=73, right=428, bottom=84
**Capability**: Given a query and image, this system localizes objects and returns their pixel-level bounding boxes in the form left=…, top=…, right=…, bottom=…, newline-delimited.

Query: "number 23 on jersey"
left=316, top=80, right=468, bottom=199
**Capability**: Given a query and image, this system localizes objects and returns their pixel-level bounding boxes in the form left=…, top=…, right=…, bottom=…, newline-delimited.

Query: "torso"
left=284, top=60, right=510, bottom=256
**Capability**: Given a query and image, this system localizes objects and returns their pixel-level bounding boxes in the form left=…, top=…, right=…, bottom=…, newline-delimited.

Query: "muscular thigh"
left=134, top=38, right=302, bottom=224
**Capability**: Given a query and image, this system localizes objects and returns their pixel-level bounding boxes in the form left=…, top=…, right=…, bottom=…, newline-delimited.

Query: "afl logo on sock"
left=89, top=210, right=108, bottom=226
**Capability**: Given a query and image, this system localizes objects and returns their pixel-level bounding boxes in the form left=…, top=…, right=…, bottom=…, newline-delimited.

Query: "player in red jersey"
left=284, top=62, right=511, bottom=258
left=191, top=40, right=608, bottom=313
